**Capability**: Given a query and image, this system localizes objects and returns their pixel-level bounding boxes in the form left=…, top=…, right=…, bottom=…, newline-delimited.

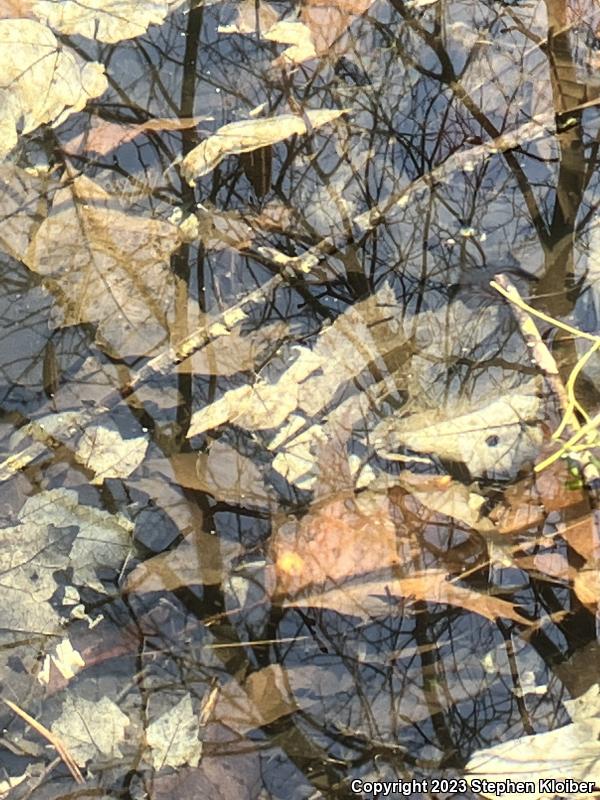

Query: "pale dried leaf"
left=32, top=0, right=180, bottom=43
left=398, top=472, right=495, bottom=532
left=146, top=694, right=202, bottom=769
left=466, top=717, right=600, bottom=800
left=181, top=108, right=348, bottom=184
left=188, top=284, right=408, bottom=446
left=264, top=20, right=317, bottom=64
left=38, top=638, right=85, bottom=684
left=179, top=321, right=287, bottom=376
left=188, top=385, right=253, bottom=437
left=0, top=19, right=107, bottom=160
left=52, top=695, right=129, bottom=766
left=374, top=392, right=543, bottom=478
left=74, top=422, right=148, bottom=484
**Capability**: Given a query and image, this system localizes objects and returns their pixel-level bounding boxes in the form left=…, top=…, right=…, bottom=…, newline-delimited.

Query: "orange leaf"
left=271, top=491, right=402, bottom=596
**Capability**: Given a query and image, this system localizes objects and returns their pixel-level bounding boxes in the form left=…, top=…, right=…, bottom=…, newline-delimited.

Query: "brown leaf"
left=535, top=460, right=588, bottom=514
left=122, top=529, right=236, bottom=593
left=561, top=513, right=599, bottom=564
left=64, top=115, right=204, bottom=156
left=212, top=664, right=297, bottom=734
left=300, top=0, right=374, bottom=55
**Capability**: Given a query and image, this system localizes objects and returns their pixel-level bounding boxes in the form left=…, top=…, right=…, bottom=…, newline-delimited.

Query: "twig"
left=2, top=698, right=84, bottom=784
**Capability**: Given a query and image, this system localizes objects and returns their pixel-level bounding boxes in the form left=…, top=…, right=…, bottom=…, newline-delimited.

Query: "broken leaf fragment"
left=0, top=18, right=107, bottom=160
left=181, top=108, right=348, bottom=184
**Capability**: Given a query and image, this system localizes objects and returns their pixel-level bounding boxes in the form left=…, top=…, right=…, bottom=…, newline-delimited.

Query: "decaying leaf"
left=51, top=695, right=129, bottom=766
left=272, top=491, right=402, bottom=597
left=32, top=0, right=181, bottom=43
left=24, top=174, right=181, bottom=356
left=146, top=694, right=202, bottom=769
left=181, top=108, right=348, bottom=184
left=395, top=471, right=495, bottom=532
left=0, top=19, right=107, bottom=160
left=217, top=0, right=278, bottom=35
left=0, top=0, right=34, bottom=17
left=74, top=421, right=148, bottom=484
left=0, top=488, right=133, bottom=633
left=300, top=0, right=375, bottom=55
left=271, top=485, right=527, bottom=624
left=188, top=283, right=410, bottom=492
left=193, top=441, right=276, bottom=509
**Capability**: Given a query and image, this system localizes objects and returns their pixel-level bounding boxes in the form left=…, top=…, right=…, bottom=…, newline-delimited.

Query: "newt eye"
left=277, top=552, right=304, bottom=576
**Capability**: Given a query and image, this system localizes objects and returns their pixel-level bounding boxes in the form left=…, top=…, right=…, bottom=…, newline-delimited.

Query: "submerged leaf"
left=283, top=571, right=530, bottom=625
left=213, top=664, right=297, bottom=734
left=181, top=108, right=348, bottom=184
left=122, top=529, right=237, bottom=593
left=65, top=115, right=204, bottom=156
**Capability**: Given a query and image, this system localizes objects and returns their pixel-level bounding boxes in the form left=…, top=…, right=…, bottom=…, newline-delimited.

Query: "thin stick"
left=2, top=698, right=84, bottom=784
